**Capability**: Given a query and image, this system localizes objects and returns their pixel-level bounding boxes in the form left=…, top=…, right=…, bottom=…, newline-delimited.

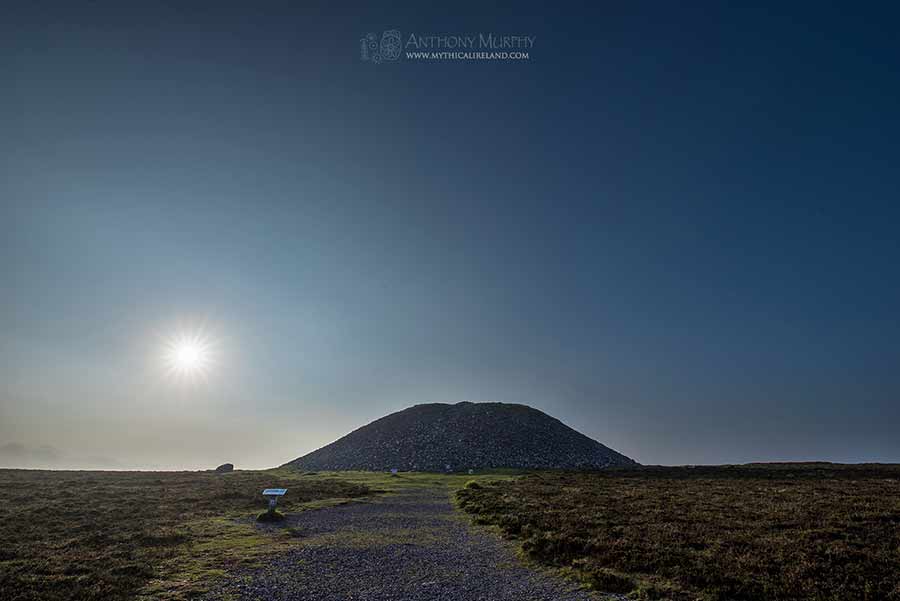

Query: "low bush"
left=457, top=464, right=900, bottom=600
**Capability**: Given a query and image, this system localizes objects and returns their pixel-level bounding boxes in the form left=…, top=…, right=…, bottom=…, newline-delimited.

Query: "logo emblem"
left=361, top=30, right=402, bottom=63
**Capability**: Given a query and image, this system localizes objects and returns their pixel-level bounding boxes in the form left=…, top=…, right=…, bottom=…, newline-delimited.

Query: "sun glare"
left=162, top=330, right=214, bottom=382
left=175, top=342, right=202, bottom=367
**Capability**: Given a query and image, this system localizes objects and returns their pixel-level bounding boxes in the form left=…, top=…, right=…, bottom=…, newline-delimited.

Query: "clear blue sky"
left=2, top=1, right=899, bottom=469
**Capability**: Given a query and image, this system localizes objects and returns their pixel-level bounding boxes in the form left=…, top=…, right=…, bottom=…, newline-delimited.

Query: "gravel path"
left=201, top=484, right=610, bottom=601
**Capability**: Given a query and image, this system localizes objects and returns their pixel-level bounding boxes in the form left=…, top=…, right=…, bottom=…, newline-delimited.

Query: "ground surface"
left=5, top=465, right=898, bottom=601
left=458, top=464, right=900, bottom=600
left=0, top=469, right=370, bottom=601
left=202, top=478, right=604, bottom=601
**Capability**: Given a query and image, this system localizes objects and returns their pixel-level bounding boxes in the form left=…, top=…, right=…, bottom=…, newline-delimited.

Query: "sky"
left=2, top=1, right=899, bottom=469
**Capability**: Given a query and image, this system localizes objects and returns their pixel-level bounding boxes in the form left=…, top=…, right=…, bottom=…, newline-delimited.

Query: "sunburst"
left=162, top=328, right=216, bottom=383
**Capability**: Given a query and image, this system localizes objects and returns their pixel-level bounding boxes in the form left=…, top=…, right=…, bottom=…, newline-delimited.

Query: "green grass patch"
left=271, top=468, right=522, bottom=495
left=255, top=510, right=285, bottom=523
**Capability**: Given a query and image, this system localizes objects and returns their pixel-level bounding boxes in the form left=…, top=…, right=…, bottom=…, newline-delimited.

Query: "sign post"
left=262, top=488, right=287, bottom=518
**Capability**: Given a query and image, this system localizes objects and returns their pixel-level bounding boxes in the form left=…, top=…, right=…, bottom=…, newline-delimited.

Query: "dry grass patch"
left=0, top=469, right=369, bottom=601
left=457, top=464, right=900, bottom=600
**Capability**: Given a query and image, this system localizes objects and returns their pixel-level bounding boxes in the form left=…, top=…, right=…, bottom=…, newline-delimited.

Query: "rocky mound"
left=284, top=401, right=637, bottom=472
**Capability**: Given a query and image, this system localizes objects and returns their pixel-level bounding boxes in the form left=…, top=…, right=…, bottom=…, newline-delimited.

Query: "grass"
left=0, top=468, right=369, bottom=601
left=268, top=470, right=524, bottom=552
left=0, top=467, right=519, bottom=601
left=255, top=509, right=285, bottom=522
left=456, top=463, right=900, bottom=601
left=19, top=465, right=891, bottom=600
left=267, top=468, right=521, bottom=498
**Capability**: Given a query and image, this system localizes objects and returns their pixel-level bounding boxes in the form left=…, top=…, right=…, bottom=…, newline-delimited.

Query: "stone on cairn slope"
left=285, top=401, right=636, bottom=472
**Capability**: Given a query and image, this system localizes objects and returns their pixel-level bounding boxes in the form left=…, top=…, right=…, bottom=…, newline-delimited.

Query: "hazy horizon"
left=3, top=2, right=900, bottom=471
left=4, top=395, right=900, bottom=471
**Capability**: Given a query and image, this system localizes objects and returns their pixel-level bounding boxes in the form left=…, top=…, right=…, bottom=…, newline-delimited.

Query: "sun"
left=174, top=342, right=203, bottom=368
left=162, top=330, right=214, bottom=381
